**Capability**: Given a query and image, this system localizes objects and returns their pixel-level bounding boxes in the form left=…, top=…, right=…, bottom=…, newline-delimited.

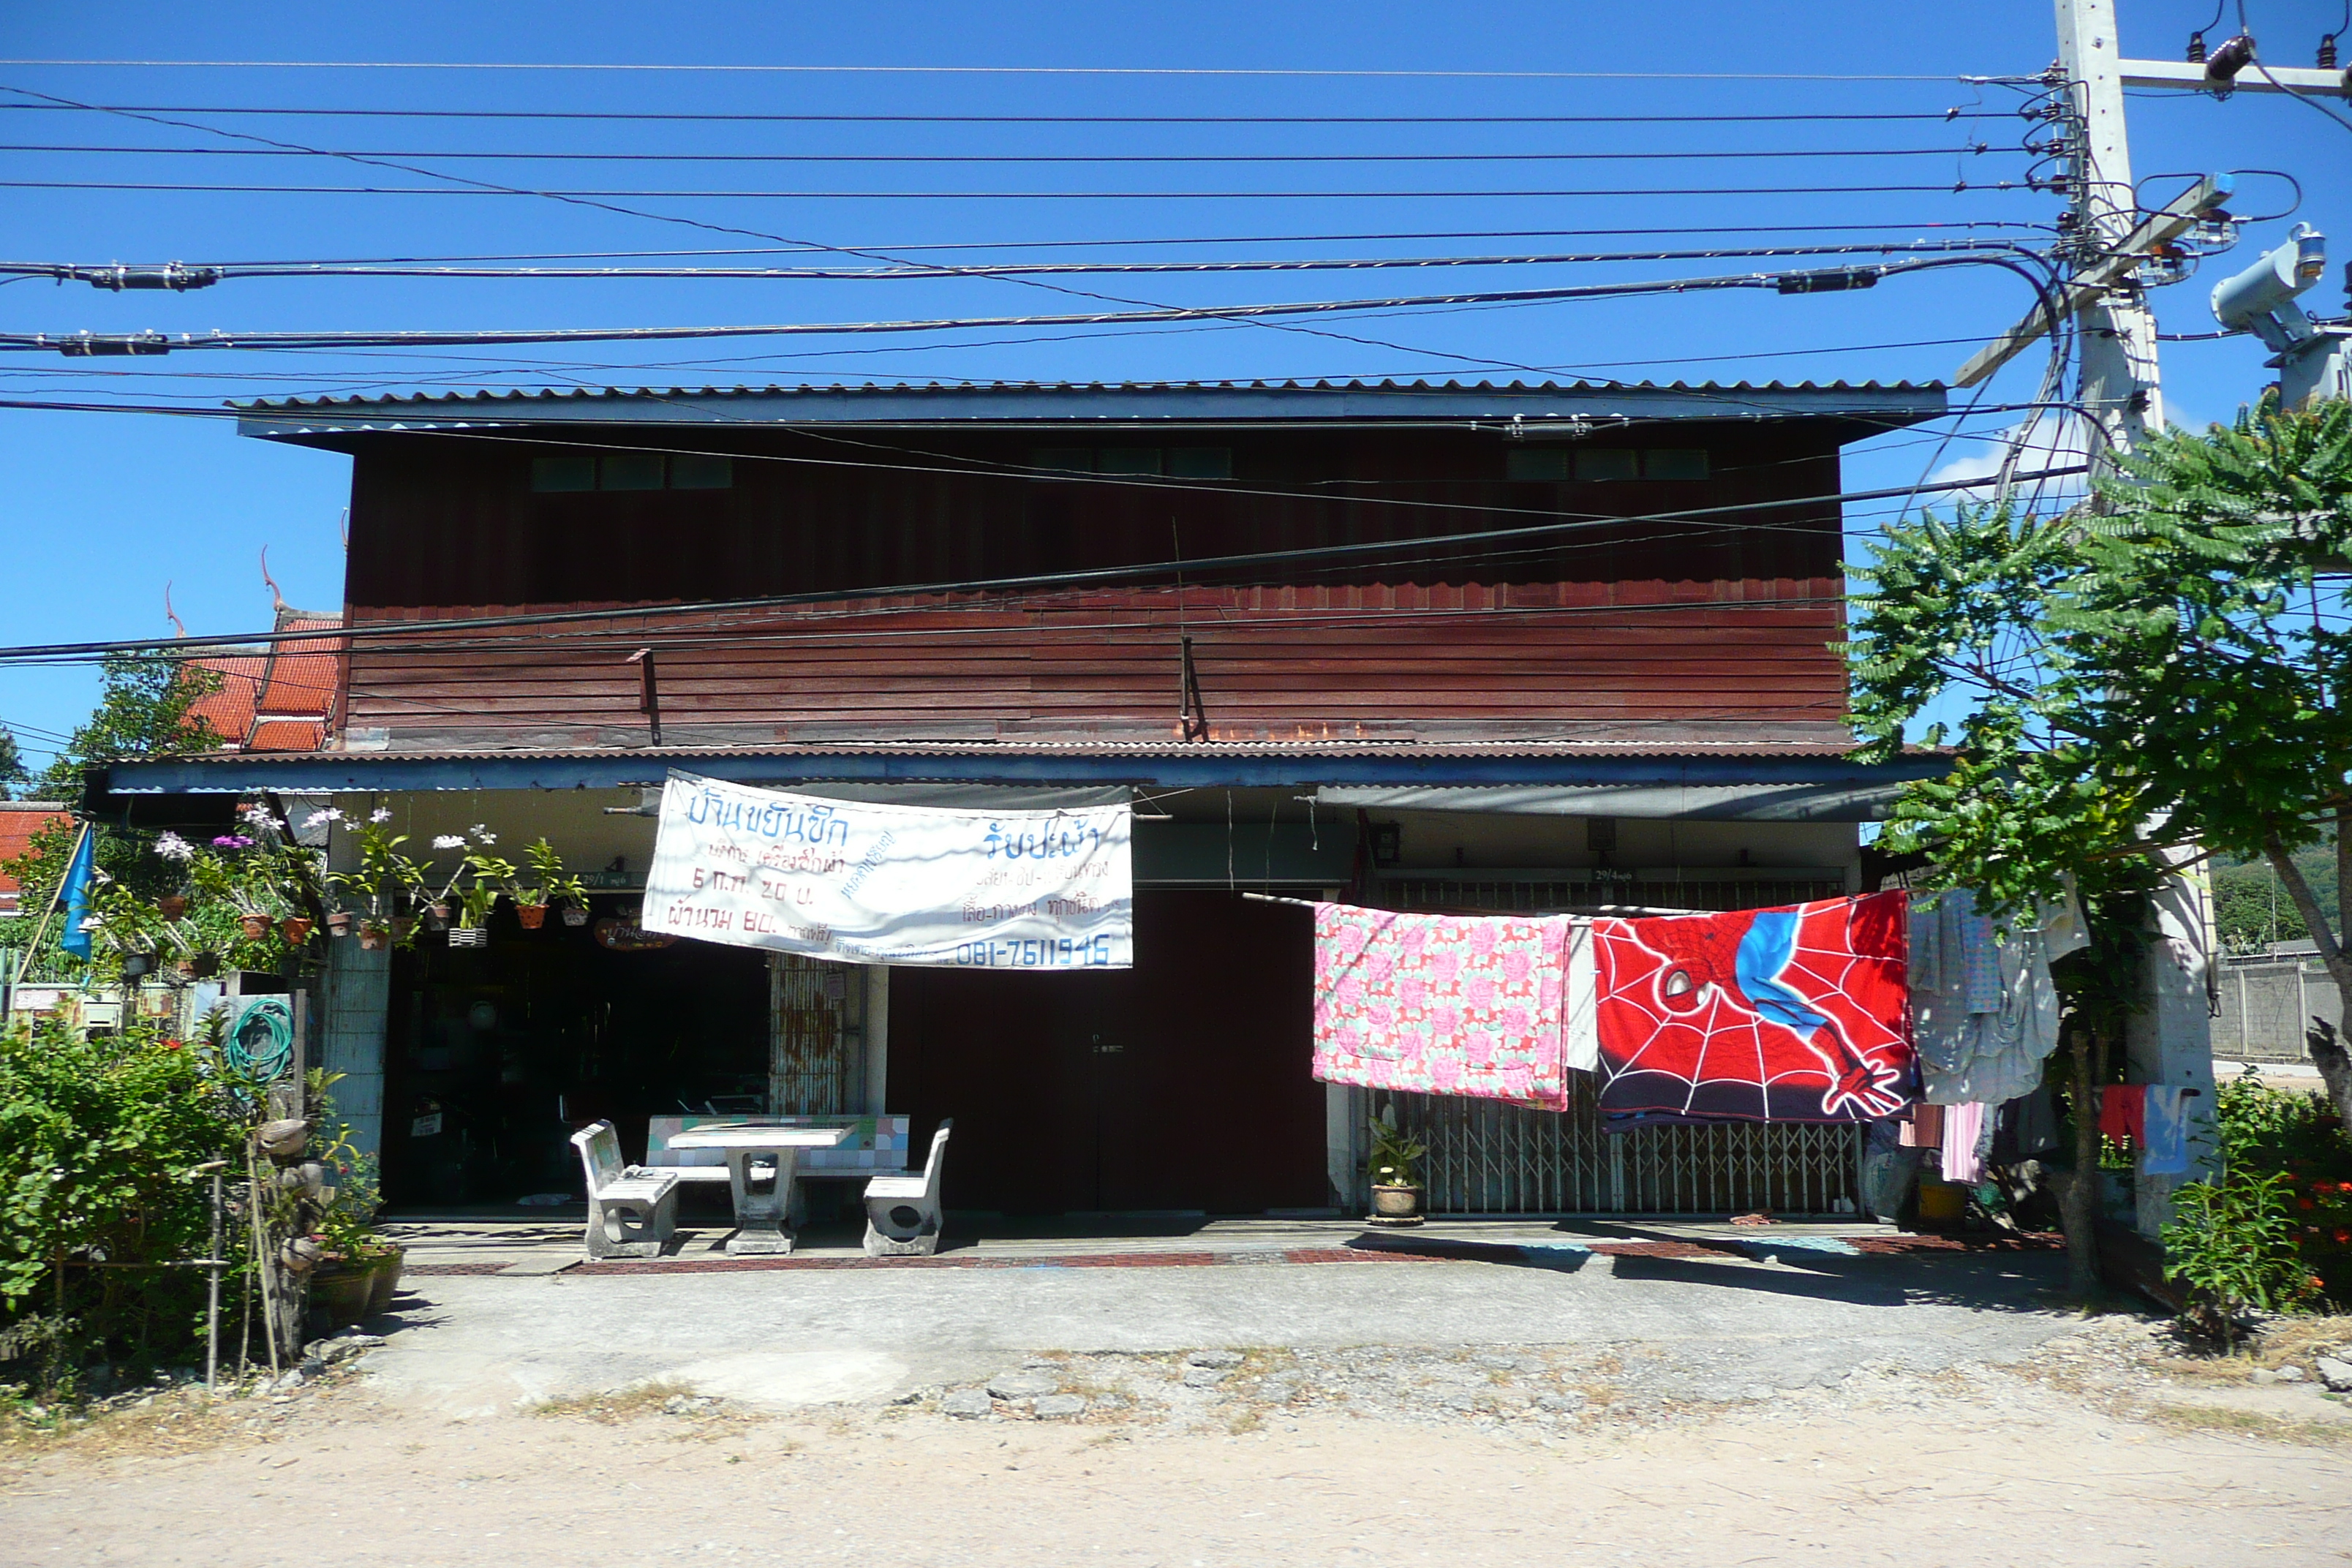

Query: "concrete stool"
left=862, top=1119, right=953, bottom=1258
left=570, top=1120, right=680, bottom=1261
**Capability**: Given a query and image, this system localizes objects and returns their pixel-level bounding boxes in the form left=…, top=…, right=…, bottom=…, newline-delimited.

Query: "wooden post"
left=206, top=1170, right=223, bottom=1391
left=629, top=647, right=662, bottom=746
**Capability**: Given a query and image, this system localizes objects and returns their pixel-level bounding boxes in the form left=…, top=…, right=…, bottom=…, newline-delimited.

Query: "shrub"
left=2163, top=1071, right=2352, bottom=1337
left=0, top=1017, right=244, bottom=1392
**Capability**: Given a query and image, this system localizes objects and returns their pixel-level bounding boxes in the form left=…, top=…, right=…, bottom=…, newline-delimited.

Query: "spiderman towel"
left=1312, top=904, right=1593, bottom=1112
left=1593, top=892, right=1914, bottom=1123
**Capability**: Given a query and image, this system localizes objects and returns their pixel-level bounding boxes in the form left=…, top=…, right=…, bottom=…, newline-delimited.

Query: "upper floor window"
left=531, top=451, right=735, bottom=493
left=1029, top=446, right=1233, bottom=480
left=1505, top=446, right=1711, bottom=483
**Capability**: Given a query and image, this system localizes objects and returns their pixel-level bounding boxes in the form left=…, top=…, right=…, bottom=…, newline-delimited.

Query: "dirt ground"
left=5, top=1313, right=2348, bottom=1567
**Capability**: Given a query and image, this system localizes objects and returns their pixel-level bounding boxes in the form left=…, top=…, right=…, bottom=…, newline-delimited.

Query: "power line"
left=0, top=252, right=2058, bottom=357
left=0, top=103, right=2012, bottom=125
left=0, top=60, right=1997, bottom=80
left=0, top=141, right=2005, bottom=165
left=4, top=238, right=2046, bottom=288
left=0, top=81, right=2046, bottom=385
left=0, top=466, right=2085, bottom=666
left=114, top=222, right=2065, bottom=268
left=0, top=178, right=2033, bottom=200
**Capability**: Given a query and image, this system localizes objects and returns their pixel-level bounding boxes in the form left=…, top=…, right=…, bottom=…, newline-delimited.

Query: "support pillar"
left=2127, top=851, right=2219, bottom=1238
left=319, top=935, right=391, bottom=1160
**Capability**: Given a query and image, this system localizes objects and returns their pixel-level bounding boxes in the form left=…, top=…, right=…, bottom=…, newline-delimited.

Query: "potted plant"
left=331, top=808, right=426, bottom=951
left=1368, top=1107, right=1428, bottom=1227
left=513, top=837, right=585, bottom=931
left=451, top=832, right=514, bottom=944
left=185, top=831, right=285, bottom=938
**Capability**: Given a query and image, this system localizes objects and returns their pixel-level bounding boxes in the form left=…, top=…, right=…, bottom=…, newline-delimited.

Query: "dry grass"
left=527, top=1379, right=698, bottom=1424
left=2248, top=1316, right=2352, bottom=1370
left=2145, top=1401, right=2352, bottom=1450
left=1, top=1390, right=260, bottom=1463
left=2157, top=1314, right=2352, bottom=1383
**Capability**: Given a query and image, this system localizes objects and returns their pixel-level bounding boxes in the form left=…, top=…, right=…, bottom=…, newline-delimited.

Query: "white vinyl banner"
left=644, top=772, right=1133, bottom=968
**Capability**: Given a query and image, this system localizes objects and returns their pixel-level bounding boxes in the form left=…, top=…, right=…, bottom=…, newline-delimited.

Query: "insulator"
left=2187, top=31, right=2207, bottom=63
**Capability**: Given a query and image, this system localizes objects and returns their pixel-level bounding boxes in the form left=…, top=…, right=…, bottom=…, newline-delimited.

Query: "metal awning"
left=1314, top=780, right=1910, bottom=822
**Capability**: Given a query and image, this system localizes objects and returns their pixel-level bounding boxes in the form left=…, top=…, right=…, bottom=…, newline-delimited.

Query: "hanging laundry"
left=1899, top=1102, right=1945, bottom=1149
left=1311, top=903, right=1584, bottom=1111
left=2141, top=1086, right=2195, bottom=1175
left=1912, top=889, right=2087, bottom=1107
left=1940, top=1101, right=1989, bottom=1184
left=2099, top=1083, right=2146, bottom=1145
left=1591, top=892, right=1913, bottom=1123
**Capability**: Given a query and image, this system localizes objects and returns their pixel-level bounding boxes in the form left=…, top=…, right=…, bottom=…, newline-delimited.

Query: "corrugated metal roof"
left=235, top=377, right=1948, bottom=440
left=156, top=738, right=1883, bottom=763
left=98, top=739, right=1950, bottom=806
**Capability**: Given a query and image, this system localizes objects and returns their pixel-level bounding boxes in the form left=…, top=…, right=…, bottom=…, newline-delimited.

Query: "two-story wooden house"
left=96, top=378, right=1948, bottom=1219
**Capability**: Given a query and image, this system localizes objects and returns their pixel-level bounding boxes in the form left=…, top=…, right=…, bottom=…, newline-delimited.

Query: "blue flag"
left=57, top=826, right=95, bottom=960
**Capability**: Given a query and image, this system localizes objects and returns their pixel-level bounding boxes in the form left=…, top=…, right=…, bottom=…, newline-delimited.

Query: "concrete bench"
left=864, top=1119, right=953, bottom=1258
left=569, top=1120, right=679, bottom=1260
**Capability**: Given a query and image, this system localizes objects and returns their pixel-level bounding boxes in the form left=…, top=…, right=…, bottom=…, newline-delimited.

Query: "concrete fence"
left=2210, top=952, right=2342, bottom=1062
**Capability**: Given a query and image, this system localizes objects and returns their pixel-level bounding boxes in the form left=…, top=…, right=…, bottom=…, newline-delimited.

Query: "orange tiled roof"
left=181, top=605, right=342, bottom=753
left=0, top=802, right=72, bottom=915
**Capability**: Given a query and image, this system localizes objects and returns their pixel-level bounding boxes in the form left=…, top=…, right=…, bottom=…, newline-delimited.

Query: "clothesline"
left=1232, top=893, right=1712, bottom=921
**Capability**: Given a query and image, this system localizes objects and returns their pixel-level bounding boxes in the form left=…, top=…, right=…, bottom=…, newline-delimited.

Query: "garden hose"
left=224, top=996, right=295, bottom=1084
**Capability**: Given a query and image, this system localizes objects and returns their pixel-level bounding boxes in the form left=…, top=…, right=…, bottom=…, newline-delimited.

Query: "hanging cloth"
left=2099, top=1083, right=2146, bottom=1145
left=1940, top=1101, right=1990, bottom=1184
left=1915, top=890, right=2085, bottom=1107
left=1311, top=903, right=1580, bottom=1111
left=1591, top=891, right=1914, bottom=1124
left=2141, top=1087, right=2194, bottom=1175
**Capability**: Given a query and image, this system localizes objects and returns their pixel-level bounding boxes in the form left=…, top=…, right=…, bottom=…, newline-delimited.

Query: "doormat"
left=403, top=1262, right=518, bottom=1276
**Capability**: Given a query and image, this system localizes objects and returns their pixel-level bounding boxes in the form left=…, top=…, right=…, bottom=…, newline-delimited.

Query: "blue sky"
left=0, top=0, right=2344, bottom=775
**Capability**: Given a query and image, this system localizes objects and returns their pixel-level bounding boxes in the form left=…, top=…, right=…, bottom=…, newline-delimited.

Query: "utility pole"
left=2053, top=0, right=2168, bottom=461
left=1956, top=0, right=2346, bottom=456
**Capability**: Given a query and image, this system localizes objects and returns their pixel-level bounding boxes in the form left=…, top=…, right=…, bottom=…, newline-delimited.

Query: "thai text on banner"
left=644, top=771, right=1132, bottom=968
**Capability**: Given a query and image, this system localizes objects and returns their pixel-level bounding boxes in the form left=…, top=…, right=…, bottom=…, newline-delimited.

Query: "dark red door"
left=889, top=891, right=1323, bottom=1215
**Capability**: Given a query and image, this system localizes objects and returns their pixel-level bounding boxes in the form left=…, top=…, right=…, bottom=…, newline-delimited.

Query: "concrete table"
left=666, top=1123, right=853, bottom=1256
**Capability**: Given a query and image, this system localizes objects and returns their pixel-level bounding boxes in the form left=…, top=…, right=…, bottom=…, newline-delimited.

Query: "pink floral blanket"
left=1312, top=903, right=1578, bottom=1111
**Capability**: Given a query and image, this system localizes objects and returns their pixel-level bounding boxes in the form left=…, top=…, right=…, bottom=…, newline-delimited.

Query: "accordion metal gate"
left=1367, top=875, right=1864, bottom=1216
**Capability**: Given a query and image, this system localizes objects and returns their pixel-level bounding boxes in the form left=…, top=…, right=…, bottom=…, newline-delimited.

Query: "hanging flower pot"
left=516, top=902, right=548, bottom=930
left=561, top=905, right=589, bottom=927
left=157, top=894, right=189, bottom=919
left=326, top=911, right=355, bottom=938
left=427, top=902, right=451, bottom=927
left=187, top=951, right=220, bottom=979
left=121, top=951, right=157, bottom=979
left=239, top=913, right=270, bottom=940
left=279, top=916, right=313, bottom=944
left=391, top=916, right=416, bottom=943
left=358, top=921, right=391, bottom=951
left=448, top=926, right=487, bottom=949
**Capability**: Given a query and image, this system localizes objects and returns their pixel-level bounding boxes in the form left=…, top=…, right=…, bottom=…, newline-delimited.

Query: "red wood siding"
left=336, top=423, right=1852, bottom=748
left=341, top=578, right=1846, bottom=747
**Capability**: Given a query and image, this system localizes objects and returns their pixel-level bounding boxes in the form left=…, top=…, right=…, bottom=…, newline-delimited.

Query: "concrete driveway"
left=362, top=1240, right=2083, bottom=1416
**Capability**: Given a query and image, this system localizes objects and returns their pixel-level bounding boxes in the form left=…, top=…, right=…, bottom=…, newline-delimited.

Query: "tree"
left=0, top=725, right=27, bottom=800
left=1846, top=394, right=2352, bottom=1292
left=0, top=657, right=224, bottom=963
left=34, top=655, right=223, bottom=802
